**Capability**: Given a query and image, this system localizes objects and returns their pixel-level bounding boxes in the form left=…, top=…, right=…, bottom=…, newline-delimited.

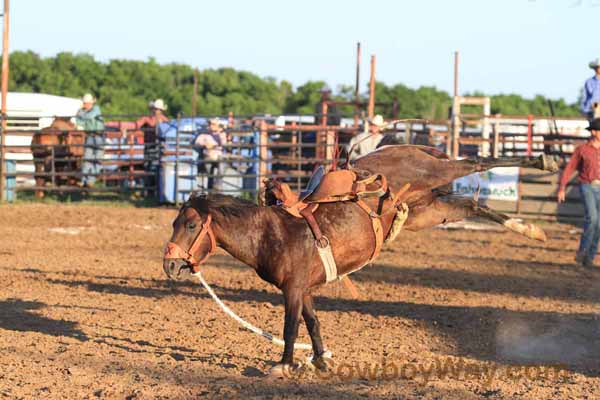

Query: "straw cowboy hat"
left=369, top=114, right=386, bottom=128
left=82, top=93, right=95, bottom=104
left=150, top=98, right=168, bottom=111
left=589, top=58, right=600, bottom=69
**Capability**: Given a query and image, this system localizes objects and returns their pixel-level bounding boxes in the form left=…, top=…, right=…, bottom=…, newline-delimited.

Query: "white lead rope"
left=192, top=271, right=313, bottom=351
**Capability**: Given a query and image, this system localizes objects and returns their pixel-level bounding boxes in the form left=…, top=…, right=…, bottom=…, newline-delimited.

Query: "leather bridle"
left=164, top=214, right=216, bottom=273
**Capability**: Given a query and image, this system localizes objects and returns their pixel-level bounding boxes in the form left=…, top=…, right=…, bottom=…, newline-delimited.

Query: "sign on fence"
left=453, top=167, right=519, bottom=202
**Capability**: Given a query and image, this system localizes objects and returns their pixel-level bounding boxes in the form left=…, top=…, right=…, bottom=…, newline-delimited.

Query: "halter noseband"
left=164, top=214, right=216, bottom=273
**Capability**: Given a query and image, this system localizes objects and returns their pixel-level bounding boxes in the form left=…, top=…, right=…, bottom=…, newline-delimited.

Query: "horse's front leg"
left=269, top=286, right=303, bottom=378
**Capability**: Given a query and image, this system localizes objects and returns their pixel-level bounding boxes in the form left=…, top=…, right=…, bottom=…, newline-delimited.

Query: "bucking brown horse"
left=162, top=145, right=555, bottom=376
left=31, top=118, right=85, bottom=197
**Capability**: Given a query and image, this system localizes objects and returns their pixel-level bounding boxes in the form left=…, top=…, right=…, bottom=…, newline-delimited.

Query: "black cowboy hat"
left=587, top=118, right=600, bottom=131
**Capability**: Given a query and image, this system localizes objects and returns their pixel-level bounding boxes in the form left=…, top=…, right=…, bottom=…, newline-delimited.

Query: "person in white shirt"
left=194, top=118, right=228, bottom=189
left=347, top=114, right=387, bottom=160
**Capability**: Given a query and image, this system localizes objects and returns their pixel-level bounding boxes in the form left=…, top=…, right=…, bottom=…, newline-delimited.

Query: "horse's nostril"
left=169, top=261, right=176, bottom=270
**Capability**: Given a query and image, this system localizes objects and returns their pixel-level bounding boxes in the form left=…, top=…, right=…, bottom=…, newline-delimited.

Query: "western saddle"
left=265, top=166, right=409, bottom=284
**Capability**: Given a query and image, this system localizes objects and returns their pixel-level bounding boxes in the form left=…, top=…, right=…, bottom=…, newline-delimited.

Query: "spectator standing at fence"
left=558, top=118, right=600, bottom=268
left=136, top=98, right=170, bottom=129
left=580, top=58, right=600, bottom=120
left=347, top=114, right=387, bottom=160
left=75, top=93, right=105, bottom=187
left=194, top=118, right=228, bottom=190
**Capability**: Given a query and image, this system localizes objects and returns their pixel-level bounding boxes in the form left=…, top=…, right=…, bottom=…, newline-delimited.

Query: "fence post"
left=452, top=96, right=461, bottom=159
left=0, top=115, right=3, bottom=201
left=481, top=97, right=491, bottom=157
left=127, top=128, right=134, bottom=189
left=318, top=98, right=328, bottom=161
left=354, top=41, right=361, bottom=128
left=405, top=122, right=412, bottom=144
left=174, top=114, right=180, bottom=207
left=153, top=121, right=160, bottom=200
left=368, top=55, right=376, bottom=119
left=258, top=120, right=268, bottom=204
left=526, top=114, right=533, bottom=157
left=50, top=145, right=56, bottom=188
left=445, top=121, right=452, bottom=158
left=0, top=0, right=10, bottom=202
left=493, top=120, right=500, bottom=158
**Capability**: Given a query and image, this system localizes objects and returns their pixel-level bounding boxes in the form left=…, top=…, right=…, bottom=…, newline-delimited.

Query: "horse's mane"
left=186, top=193, right=259, bottom=219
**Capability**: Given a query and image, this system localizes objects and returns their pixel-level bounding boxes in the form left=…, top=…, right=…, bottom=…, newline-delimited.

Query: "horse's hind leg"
left=404, top=195, right=546, bottom=241
left=426, top=154, right=558, bottom=193
left=457, top=154, right=558, bottom=174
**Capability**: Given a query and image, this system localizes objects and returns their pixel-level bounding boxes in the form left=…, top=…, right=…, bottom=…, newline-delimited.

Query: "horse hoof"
left=504, top=218, right=546, bottom=242
left=540, top=154, right=558, bottom=173
left=526, top=223, right=547, bottom=242
left=267, top=363, right=295, bottom=379
left=311, top=352, right=334, bottom=372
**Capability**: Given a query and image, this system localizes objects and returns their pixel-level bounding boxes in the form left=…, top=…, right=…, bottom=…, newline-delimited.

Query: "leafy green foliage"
left=6, top=51, right=579, bottom=118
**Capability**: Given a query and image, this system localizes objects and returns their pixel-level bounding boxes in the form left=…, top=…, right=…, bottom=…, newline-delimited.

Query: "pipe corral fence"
left=0, top=110, right=592, bottom=222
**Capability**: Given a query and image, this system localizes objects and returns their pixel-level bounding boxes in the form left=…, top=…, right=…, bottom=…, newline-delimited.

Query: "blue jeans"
left=578, top=184, right=600, bottom=261
left=82, top=134, right=104, bottom=186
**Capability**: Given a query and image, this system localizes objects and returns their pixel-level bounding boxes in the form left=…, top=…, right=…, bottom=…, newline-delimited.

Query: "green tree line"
left=7, top=51, right=580, bottom=118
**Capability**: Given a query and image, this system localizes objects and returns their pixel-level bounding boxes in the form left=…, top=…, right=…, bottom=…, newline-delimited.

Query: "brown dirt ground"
left=1, top=203, right=599, bottom=399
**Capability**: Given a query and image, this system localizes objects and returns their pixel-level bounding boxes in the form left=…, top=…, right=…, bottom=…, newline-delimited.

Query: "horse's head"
left=163, top=201, right=216, bottom=281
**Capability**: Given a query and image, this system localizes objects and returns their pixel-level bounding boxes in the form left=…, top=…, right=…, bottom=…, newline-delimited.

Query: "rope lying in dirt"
left=192, top=271, right=313, bottom=351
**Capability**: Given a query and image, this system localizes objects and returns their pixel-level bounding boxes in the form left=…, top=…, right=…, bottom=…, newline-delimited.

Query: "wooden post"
left=452, top=96, right=461, bottom=159
left=325, top=129, right=336, bottom=169
left=516, top=168, right=523, bottom=215
left=50, top=146, right=56, bottom=188
left=192, top=68, right=199, bottom=116
left=493, top=120, right=500, bottom=158
left=453, top=51, right=459, bottom=98
left=368, top=55, right=376, bottom=119
left=174, top=114, right=180, bottom=206
left=258, top=120, right=268, bottom=199
left=127, top=129, right=134, bottom=188
left=0, top=0, right=9, bottom=201
left=318, top=98, right=328, bottom=161
left=481, top=97, right=491, bottom=157
left=526, top=114, right=533, bottom=157
left=354, top=42, right=361, bottom=127
left=450, top=51, right=460, bottom=159
left=445, top=121, right=452, bottom=157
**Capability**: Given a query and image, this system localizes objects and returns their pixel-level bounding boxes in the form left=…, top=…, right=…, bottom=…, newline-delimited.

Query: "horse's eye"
left=188, top=222, right=197, bottom=230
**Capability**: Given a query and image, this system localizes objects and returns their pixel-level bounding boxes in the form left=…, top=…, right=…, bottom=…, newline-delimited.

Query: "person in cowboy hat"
left=194, top=117, right=229, bottom=190
left=149, top=98, right=170, bottom=123
left=558, top=118, right=600, bottom=268
left=346, top=114, right=387, bottom=160
left=75, top=93, right=105, bottom=187
left=136, top=98, right=170, bottom=130
left=580, top=58, right=600, bottom=120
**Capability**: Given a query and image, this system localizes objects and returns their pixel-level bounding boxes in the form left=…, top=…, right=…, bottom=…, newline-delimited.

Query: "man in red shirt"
left=558, top=118, right=600, bottom=267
